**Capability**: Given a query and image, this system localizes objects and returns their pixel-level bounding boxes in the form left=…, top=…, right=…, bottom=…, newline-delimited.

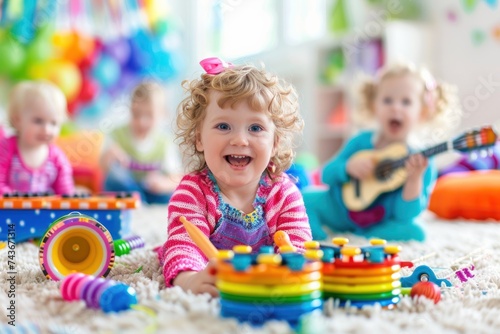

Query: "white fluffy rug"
left=1, top=206, right=500, bottom=334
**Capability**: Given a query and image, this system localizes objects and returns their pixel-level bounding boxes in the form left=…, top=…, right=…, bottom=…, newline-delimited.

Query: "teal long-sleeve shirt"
left=322, top=131, right=437, bottom=225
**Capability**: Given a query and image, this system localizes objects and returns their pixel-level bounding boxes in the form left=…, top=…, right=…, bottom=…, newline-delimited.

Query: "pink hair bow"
left=199, top=57, right=233, bottom=75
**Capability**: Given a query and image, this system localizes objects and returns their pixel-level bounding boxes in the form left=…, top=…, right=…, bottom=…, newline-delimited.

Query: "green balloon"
left=26, top=37, right=53, bottom=63
left=0, top=37, right=26, bottom=76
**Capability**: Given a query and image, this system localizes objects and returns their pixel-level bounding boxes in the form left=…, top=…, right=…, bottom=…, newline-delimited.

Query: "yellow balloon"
left=28, top=60, right=82, bottom=102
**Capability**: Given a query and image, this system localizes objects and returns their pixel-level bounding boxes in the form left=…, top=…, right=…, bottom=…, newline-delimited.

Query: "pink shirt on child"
left=0, top=136, right=74, bottom=195
left=158, top=169, right=312, bottom=286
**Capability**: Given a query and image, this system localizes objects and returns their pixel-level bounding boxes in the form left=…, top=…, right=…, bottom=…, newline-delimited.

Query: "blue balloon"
left=78, top=94, right=111, bottom=120
left=92, top=54, right=121, bottom=88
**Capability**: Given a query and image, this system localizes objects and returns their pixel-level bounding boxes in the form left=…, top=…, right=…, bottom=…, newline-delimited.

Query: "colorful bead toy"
left=0, top=192, right=140, bottom=242
left=216, top=244, right=324, bottom=327
left=113, top=235, right=145, bottom=256
left=320, top=238, right=402, bottom=308
left=61, top=273, right=138, bottom=312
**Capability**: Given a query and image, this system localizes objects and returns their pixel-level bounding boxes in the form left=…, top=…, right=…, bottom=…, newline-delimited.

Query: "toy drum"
left=39, top=212, right=115, bottom=280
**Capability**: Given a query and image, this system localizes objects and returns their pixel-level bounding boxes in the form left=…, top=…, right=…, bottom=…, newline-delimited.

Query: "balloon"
left=25, top=24, right=54, bottom=63
left=28, top=60, right=82, bottom=102
left=92, top=54, right=121, bottom=88
left=66, top=99, right=80, bottom=117
left=52, top=32, right=95, bottom=64
left=78, top=76, right=99, bottom=103
left=26, top=35, right=53, bottom=64
left=78, top=94, right=111, bottom=120
left=125, top=40, right=151, bottom=71
left=109, top=70, right=138, bottom=96
left=52, top=32, right=76, bottom=53
left=0, top=36, right=26, bottom=76
left=105, top=39, right=131, bottom=65
left=146, top=50, right=176, bottom=79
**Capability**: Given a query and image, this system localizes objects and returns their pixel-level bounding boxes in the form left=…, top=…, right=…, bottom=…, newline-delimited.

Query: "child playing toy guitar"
left=304, top=62, right=462, bottom=242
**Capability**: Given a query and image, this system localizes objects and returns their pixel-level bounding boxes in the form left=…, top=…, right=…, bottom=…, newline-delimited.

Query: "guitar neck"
left=392, top=142, right=449, bottom=168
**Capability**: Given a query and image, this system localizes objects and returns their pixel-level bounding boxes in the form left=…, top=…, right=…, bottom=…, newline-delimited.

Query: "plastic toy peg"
left=340, top=247, right=361, bottom=261
left=259, top=246, right=275, bottom=254
left=232, top=245, right=253, bottom=271
left=321, top=248, right=335, bottom=262
left=60, top=273, right=138, bottom=312
left=332, top=237, right=349, bottom=247
left=304, top=249, right=324, bottom=261
left=410, top=281, right=441, bottom=304
left=370, top=238, right=387, bottom=246
left=279, top=245, right=297, bottom=253
left=280, top=252, right=306, bottom=271
left=304, top=241, right=320, bottom=250
left=384, top=245, right=402, bottom=257
left=274, top=230, right=293, bottom=248
left=257, top=253, right=282, bottom=265
left=113, top=235, right=145, bottom=256
left=218, top=250, right=234, bottom=261
left=365, top=248, right=385, bottom=263
left=180, top=216, right=219, bottom=259
left=233, top=245, right=252, bottom=254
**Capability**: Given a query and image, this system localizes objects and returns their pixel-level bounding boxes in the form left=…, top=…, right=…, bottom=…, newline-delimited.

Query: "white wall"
left=430, top=1, right=500, bottom=133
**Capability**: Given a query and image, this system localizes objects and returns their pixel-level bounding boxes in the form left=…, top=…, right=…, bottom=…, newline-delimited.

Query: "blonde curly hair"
left=355, top=62, right=461, bottom=144
left=176, top=64, right=304, bottom=177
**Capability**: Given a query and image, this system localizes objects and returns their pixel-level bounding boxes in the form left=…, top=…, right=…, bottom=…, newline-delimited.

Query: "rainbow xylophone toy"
left=216, top=243, right=324, bottom=327
left=320, top=238, right=402, bottom=309
left=0, top=192, right=140, bottom=242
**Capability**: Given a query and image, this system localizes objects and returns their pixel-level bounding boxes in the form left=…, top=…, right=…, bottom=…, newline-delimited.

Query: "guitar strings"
left=372, top=134, right=488, bottom=178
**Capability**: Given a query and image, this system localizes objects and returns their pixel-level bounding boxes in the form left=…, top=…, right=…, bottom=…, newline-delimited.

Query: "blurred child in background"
left=304, top=62, right=460, bottom=242
left=101, top=81, right=182, bottom=204
left=0, top=80, right=74, bottom=195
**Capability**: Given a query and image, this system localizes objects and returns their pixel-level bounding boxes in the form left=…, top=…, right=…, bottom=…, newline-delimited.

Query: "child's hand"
left=107, top=145, right=130, bottom=168
left=346, top=156, right=375, bottom=180
left=143, top=172, right=166, bottom=193
left=173, top=259, right=218, bottom=297
left=405, top=154, right=428, bottom=180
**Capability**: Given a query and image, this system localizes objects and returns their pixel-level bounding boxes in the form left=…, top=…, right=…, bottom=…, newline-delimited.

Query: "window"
left=199, top=0, right=279, bottom=59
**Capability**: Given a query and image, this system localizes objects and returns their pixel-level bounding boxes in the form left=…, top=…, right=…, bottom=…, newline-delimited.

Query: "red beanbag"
left=429, top=170, right=500, bottom=221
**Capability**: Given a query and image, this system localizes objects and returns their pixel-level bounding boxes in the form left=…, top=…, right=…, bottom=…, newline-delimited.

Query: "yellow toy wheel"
left=39, top=213, right=115, bottom=281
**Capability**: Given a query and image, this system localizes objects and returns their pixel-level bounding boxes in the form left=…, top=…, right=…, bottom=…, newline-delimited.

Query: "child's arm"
left=143, top=172, right=182, bottom=194
left=267, top=176, right=312, bottom=250
left=322, top=132, right=374, bottom=186
left=394, top=156, right=437, bottom=220
left=100, top=140, right=130, bottom=173
left=52, top=146, right=75, bottom=195
left=158, top=174, right=218, bottom=295
left=144, top=139, right=183, bottom=194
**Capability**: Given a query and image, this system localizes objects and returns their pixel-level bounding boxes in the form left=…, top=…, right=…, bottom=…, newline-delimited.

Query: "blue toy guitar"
left=342, top=126, right=498, bottom=211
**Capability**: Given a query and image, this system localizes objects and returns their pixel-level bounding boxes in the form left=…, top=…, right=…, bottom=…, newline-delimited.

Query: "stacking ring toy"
left=39, top=212, right=115, bottom=280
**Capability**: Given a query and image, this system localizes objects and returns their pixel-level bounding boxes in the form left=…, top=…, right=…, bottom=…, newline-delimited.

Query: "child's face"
left=196, top=91, right=276, bottom=190
left=373, top=74, right=424, bottom=143
left=15, top=100, right=62, bottom=148
left=130, top=98, right=163, bottom=139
